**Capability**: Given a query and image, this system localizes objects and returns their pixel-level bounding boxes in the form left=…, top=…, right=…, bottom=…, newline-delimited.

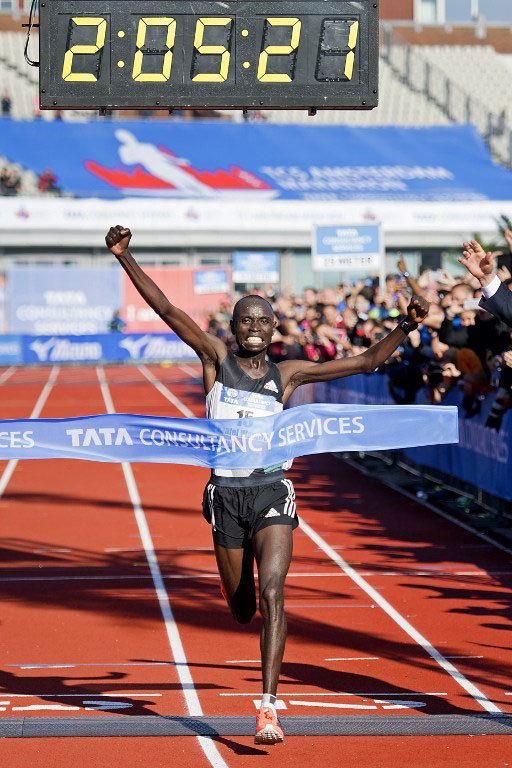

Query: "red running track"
left=0, top=363, right=510, bottom=767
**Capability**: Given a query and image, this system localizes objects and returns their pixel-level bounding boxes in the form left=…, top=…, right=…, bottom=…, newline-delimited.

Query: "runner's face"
left=233, top=303, right=276, bottom=353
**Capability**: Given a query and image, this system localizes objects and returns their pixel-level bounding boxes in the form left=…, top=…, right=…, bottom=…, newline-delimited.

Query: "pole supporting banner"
left=0, top=404, right=458, bottom=467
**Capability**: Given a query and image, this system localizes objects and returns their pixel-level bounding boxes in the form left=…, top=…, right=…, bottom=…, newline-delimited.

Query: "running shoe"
left=254, top=707, right=284, bottom=745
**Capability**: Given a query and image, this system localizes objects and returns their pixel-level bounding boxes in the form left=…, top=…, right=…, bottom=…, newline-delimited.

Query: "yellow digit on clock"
left=192, top=18, right=233, bottom=82
left=62, top=17, right=107, bottom=82
left=257, top=17, right=301, bottom=83
left=132, top=18, right=176, bottom=82
left=344, top=20, right=359, bottom=80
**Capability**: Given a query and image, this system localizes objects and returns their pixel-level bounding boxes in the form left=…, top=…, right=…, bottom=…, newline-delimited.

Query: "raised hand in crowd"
left=397, top=256, right=425, bottom=297
left=504, top=228, right=512, bottom=254
left=459, top=240, right=495, bottom=287
left=498, top=264, right=512, bottom=282
left=395, top=289, right=410, bottom=317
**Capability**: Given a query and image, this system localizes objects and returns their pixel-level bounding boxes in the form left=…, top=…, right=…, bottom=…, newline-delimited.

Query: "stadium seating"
left=260, top=56, right=450, bottom=126
left=409, top=44, right=512, bottom=161
left=0, top=31, right=95, bottom=121
left=0, top=31, right=511, bottom=164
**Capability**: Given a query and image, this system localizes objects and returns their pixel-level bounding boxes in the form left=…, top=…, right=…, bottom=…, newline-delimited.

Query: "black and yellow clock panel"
left=39, top=0, right=379, bottom=109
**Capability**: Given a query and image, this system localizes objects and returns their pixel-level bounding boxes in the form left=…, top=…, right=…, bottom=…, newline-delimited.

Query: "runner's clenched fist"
left=106, top=225, right=132, bottom=257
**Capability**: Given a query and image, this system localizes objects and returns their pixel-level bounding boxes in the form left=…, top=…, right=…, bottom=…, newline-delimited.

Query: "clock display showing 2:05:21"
left=59, top=14, right=360, bottom=85
left=39, top=0, right=377, bottom=109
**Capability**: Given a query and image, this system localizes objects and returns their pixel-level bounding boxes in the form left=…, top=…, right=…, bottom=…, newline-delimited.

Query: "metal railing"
left=380, top=25, right=512, bottom=168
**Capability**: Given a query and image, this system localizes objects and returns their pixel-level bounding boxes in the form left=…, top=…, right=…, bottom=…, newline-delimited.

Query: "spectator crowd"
left=207, top=238, right=512, bottom=431
left=0, top=159, right=61, bottom=196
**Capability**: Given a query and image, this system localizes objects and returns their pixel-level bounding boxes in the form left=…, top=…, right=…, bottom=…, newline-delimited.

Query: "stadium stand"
left=1, top=26, right=511, bottom=164
left=260, top=55, right=450, bottom=126
left=0, top=31, right=96, bottom=121
left=391, top=42, right=512, bottom=163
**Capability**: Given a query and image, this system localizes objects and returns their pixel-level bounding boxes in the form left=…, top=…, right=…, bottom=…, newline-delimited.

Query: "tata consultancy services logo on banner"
left=313, top=224, right=382, bottom=272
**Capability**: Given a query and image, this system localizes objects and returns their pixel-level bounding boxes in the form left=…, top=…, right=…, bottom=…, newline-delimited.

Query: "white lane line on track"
left=220, top=692, right=448, bottom=697
left=325, top=657, right=379, bottom=662
left=9, top=662, right=172, bottom=669
left=299, top=517, right=502, bottom=714
left=179, top=365, right=202, bottom=379
left=2, top=693, right=163, bottom=697
left=105, top=546, right=212, bottom=553
left=0, top=366, right=59, bottom=500
left=290, top=699, right=427, bottom=710
left=167, top=364, right=505, bottom=717
left=138, top=364, right=194, bottom=417
left=97, top=366, right=227, bottom=768
left=285, top=603, right=375, bottom=608
left=0, top=366, right=15, bottom=385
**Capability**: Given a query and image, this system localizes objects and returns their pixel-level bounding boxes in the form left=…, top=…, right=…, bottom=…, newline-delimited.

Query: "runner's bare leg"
left=214, top=542, right=257, bottom=624
left=253, top=525, right=293, bottom=695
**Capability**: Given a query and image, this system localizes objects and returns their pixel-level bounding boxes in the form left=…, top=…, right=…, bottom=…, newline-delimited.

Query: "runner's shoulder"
left=276, top=359, right=315, bottom=388
left=200, top=333, right=228, bottom=368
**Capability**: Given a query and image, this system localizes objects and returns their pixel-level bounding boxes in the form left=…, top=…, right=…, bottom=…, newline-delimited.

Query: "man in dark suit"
left=459, top=240, right=512, bottom=328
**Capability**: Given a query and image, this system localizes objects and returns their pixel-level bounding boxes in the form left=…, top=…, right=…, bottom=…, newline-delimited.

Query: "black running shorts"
left=202, top=479, right=299, bottom=548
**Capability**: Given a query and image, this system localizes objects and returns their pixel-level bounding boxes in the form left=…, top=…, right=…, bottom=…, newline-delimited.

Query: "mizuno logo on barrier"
left=0, top=403, right=459, bottom=466
left=119, top=335, right=191, bottom=361
left=29, top=337, right=103, bottom=362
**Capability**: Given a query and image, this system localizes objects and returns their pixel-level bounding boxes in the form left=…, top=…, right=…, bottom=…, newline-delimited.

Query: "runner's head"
left=231, top=295, right=277, bottom=355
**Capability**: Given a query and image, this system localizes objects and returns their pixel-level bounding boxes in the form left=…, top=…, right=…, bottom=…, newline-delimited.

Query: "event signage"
left=1, top=122, right=511, bottom=202
left=11, top=333, right=198, bottom=365
left=7, top=267, right=122, bottom=335
left=0, top=403, right=458, bottom=465
left=312, top=223, right=382, bottom=271
left=233, top=251, right=280, bottom=283
left=193, top=269, right=231, bottom=295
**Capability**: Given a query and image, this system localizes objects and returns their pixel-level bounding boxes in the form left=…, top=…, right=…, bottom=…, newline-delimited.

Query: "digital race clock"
left=38, top=0, right=379, bottom=110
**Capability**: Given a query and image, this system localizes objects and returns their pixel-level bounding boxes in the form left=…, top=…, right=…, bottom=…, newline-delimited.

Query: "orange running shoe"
left=254, top=707, right=284, bottom=745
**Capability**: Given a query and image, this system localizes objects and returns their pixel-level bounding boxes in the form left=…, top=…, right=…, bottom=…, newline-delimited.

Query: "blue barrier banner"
left=16, top=333, right=197, bottom=364
left=0, top=120, right=511, bottom=201
left=7, top=267, right=122, bottom=335
left=314, top=374, right=512, bottom=502
left=0, top=404, right=457, bottom=466
left=0, top=335, right=22, bottom=365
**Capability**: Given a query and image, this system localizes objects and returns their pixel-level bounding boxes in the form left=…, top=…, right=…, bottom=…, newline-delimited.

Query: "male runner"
left=106, top=225, right=429, bottom=745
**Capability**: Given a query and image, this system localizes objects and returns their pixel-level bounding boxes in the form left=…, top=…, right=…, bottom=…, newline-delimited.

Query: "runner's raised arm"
left=105, top=225, right=226, bottom=372
left=279, top=295, right=429, bottom=402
